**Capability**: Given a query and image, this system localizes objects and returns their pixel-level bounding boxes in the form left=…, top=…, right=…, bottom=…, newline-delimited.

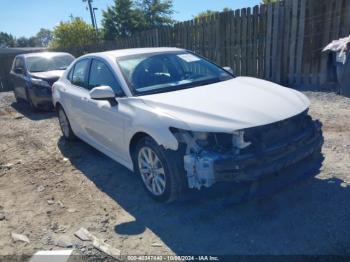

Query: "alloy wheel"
left=138, top=146, right=166, bottom=196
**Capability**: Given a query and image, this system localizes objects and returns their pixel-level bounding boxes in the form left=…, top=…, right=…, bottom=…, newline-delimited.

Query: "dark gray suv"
left=10, top=52, right=75, bottom=110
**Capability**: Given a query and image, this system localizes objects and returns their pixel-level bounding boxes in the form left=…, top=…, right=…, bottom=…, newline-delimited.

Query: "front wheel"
left=58, top=106, right=76, bottom=140
left=13, top=89, right=24, bottom=103
left=26, top=89, right=38, bottom=111
left=133, top=137, right=187, bottom=202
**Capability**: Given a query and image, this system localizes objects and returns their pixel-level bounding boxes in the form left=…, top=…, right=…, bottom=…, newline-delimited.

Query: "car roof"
left=16, top=52, right=73, bottom=59
left=87, top=47, right=185, bottom=60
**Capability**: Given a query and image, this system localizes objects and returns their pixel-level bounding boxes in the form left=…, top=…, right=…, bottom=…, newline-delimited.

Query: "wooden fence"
left=74, top=0, right=350, bottom=89
left=1, top=0, right=349, bottom=92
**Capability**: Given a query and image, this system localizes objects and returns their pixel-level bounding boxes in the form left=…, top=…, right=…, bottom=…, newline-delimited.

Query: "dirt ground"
left=0, top=91, right=350, bottom=259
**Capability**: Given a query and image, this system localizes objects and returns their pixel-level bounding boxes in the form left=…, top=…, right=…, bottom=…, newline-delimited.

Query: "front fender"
left=122, top=98, right=191, bottom=167
left=127, top=124, right=179, bottom=151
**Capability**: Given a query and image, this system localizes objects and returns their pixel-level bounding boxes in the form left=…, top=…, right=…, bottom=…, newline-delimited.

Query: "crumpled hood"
left=29, top=70, right=64, bottom=83
left=140, top=77, right=310, bottom=132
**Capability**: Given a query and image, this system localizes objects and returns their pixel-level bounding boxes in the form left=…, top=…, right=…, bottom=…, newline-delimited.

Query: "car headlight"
left=31, top=78, right=51, bottom=88
left=170, top=127, right=251, bottom=151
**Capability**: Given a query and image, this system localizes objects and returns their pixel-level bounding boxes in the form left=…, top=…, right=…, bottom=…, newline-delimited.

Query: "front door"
left=11, top=57, right=27, bottom=99
left=79, top=59, right=128, bottom=161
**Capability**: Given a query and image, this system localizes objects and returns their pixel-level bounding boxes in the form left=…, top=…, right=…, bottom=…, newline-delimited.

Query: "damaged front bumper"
left=180, top=116, right=323, bottom=189
left=214, top=121, right=323, bottom=182
left=29, top=83, right=53, bottom=107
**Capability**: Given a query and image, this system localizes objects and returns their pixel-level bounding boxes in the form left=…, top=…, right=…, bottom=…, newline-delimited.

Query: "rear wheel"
left=58, top=106, right=76, bottom=140
left=133, top=136, right=187, bottom=202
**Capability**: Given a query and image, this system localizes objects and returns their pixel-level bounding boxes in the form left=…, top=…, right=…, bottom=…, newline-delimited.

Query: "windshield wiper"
left=183, top=77, right=221, bottom=88
left=134, top=77, right=225, bottom=96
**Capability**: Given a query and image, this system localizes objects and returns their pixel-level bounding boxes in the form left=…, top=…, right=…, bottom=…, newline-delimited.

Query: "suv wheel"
left=26, top=90, right=38, bottom=111
left=58, top=106, right=76, bottom=140
left=14, top=89, right=23, bottom=103
left=133, top=136, right=186, bottom=202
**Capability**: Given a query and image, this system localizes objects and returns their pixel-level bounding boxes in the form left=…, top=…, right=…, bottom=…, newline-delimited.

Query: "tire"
left=13, top=89, right=24, bottom=103
left=26, top=89, right=38, bottom=112
left=57, top=106, right=77, bottom=141
left=133, top=136, right=187, bottom=202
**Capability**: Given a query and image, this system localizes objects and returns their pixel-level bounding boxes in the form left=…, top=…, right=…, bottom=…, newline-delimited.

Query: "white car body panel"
left=52, top=48, right=310, bottom=172
left=140, top=76, right=310, bottom=133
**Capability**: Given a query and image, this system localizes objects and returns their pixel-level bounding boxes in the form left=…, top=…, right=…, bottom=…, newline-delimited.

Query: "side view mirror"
left=223, top=66, right=234, bottom=75
left=15, top=67, right=24, bottom=74
left=90, top=86, right=115, bottom=100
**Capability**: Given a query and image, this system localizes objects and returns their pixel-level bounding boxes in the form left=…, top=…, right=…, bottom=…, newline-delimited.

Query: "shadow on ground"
left=11, top=101, right=55, bottom=121
left=58, top=138, right=350, bottom=255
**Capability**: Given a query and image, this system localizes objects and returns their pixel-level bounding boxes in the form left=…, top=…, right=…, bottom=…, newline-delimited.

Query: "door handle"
left=81, top=97, right=88, bottom=101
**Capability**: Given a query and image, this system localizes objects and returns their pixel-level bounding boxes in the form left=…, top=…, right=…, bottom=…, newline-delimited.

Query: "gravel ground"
left=0, top=91, right=349, bottom=258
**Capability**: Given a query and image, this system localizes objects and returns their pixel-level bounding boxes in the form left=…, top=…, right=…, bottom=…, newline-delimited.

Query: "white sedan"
left=52, top=47, right=323, bottom=202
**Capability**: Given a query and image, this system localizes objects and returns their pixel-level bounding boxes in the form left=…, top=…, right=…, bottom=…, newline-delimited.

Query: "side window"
left=67, top=67, right=74, bottom=82
left=71, top=59, right=90, bottom=88
left=18, top=58, right=25, bottom=69
left=14, top=58, right=25, bottom=74
left=14, top=58, right=19, bottom=69
left=88, top=59, right=124, bottom=96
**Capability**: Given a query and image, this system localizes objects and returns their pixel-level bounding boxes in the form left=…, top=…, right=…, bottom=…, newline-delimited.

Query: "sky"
left=0, top=0, right=260, bottom=38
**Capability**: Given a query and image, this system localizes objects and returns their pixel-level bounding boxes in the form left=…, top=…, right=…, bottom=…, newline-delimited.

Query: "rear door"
left=62, top=58, right=91, bottom=137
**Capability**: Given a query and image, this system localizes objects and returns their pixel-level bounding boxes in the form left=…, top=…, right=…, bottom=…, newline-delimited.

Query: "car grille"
left=242, top=111, right=313, bottom=152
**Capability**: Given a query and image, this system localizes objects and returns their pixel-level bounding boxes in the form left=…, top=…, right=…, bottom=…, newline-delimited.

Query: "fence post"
left=241, top=8, right=248, bottom=76
left=271, top=2, right=281, bottom=83
left=218, top=12, right=227, bottom=66
left=265, top=4, right=273, bottom=80
left=155, top=28, right=159, bottom=47
left=281, top=0, right=291, bottom=85
left=343, top=0, right=350, bottom=36
left=319, top=0, right=334, bottom=85
left=295, top=0, right=306, bottom=87
left=234, top=9, right=242, bottom=76
left=288, top=0, right=299, bottom=86
left=258, top=5, right=266, bottom=79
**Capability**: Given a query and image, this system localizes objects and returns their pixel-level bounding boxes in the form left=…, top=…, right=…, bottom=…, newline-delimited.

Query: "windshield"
left=117, top=51, right=234, bottom=95
left=26, top=55, right=74, bottom=73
